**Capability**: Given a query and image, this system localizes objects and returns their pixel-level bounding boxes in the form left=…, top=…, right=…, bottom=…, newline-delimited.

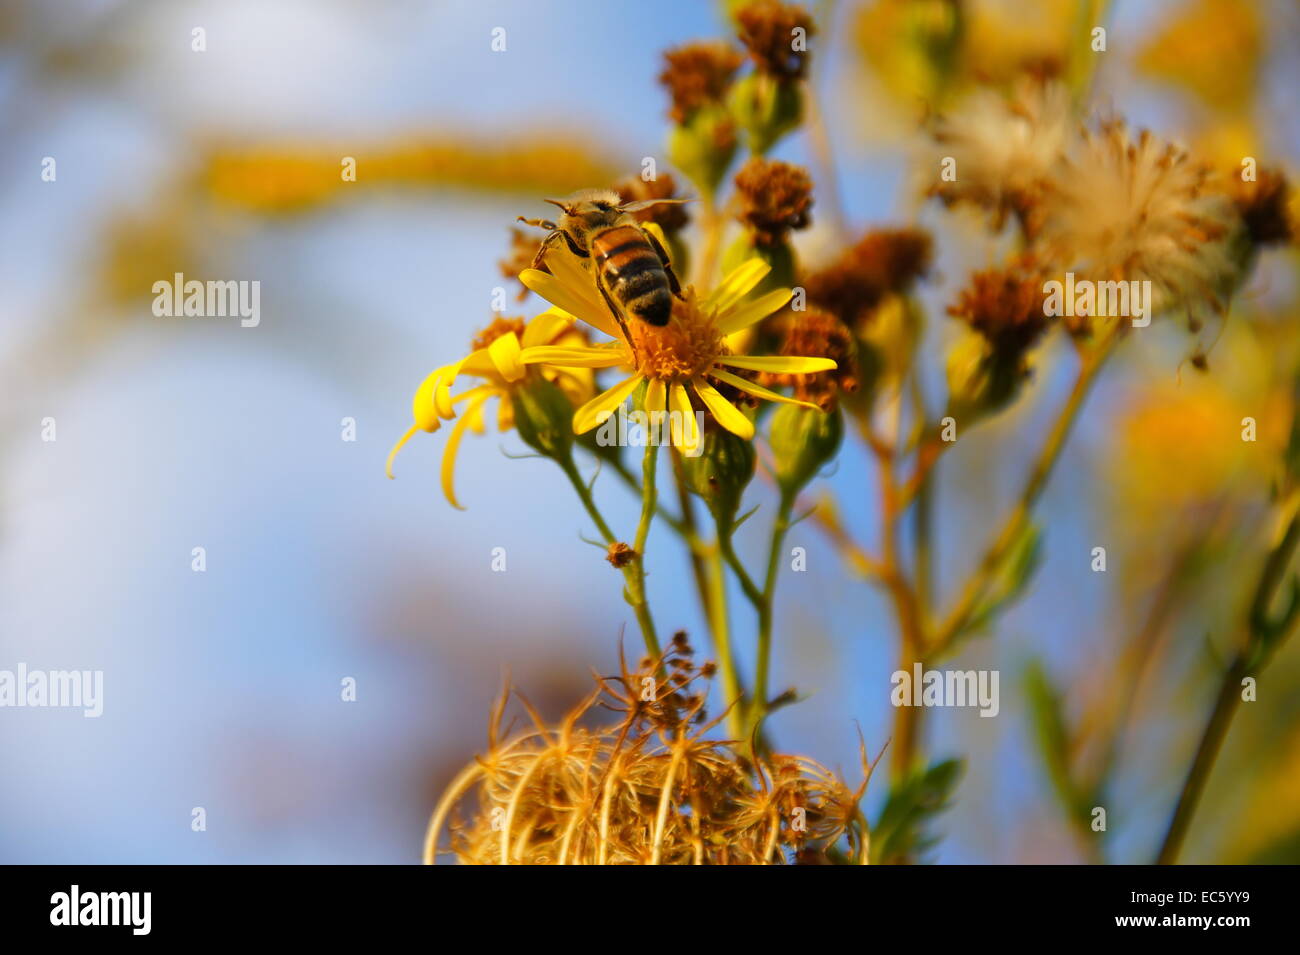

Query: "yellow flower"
left=516, top=253, right=836, bottom=452
left=386, top=310, right=592, bottom=508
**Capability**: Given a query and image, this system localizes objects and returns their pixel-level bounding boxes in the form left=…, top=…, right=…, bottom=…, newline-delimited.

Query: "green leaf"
left=871, top=758, right=963, bottom=864
left=1023, top=658, right=1089, bottom=825
left=962, top=521, right=1043, bottom=641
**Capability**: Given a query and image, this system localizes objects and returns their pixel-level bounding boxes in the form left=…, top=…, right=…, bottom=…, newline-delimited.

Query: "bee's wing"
left=618, top=197, right=696, bottom=213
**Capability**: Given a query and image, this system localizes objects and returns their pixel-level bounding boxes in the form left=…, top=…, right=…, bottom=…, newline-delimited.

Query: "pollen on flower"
left=629, top=290, right=724, bottom=381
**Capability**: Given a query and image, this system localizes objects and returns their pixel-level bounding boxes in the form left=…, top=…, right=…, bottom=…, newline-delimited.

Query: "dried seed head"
left=765, top=309, right=859, bottom=409
left=605, top=541, right=637, bottom=569
left=659, top=42, right=745, bottom=124
left=947, top=264, right=1051, bottom=358
left=733, top=157, right=814, bottom=247
left=804, top=228, right=933, bottom=329
left=425, top=639, right=873, bottom=865
left=736, top=0, right=815, bottom=79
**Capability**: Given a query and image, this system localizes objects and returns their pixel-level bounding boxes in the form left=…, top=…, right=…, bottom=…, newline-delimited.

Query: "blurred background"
left=2, top=0, right=1298, bottom=863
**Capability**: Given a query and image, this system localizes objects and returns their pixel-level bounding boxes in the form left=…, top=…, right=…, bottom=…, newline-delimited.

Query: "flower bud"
left=728, top=72, right=803, bottom=156
left=668, top=106, right=739, bottom=199
left=721, top=233, right=796, bottom=295
left=768, top=403, right=843, bottom=495
left=511, top=373, right=575, bottom=460
left=944, top=331, right=1026, bottom=427
left=681, top=425, right=756, bottom=531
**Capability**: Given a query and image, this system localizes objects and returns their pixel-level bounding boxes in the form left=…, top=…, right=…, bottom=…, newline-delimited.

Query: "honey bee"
left=518, top=189, right=691, bottom=348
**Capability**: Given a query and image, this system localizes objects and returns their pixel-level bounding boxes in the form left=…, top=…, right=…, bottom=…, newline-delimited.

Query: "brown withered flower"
left=1225, top=167, right=1292, bottom=247
left=948, top=264, right=1052, bottom=356
left=424, top=639, right=876, bottom=865
left=614, top=171, right=692, bottom=235
left=659, top=42, right=745, bottom=124
left=733, top=157, right=813, bottom=247
left=764, top=309, right=859, bottom=410
left=499, top=228, right=549, bottom=300
left=605, top=541, right=637, bottom=569
left=804, top=228, right=933, bottom=329
left=736, top=0, right=815, bottom=79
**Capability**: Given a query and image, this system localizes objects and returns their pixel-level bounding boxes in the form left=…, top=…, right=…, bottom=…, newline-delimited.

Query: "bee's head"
left=544, top=189, right=624, bottom=234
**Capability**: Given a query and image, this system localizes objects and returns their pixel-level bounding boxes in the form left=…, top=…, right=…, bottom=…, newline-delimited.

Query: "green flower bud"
left=681, top=426, right=756, bottom=532
left=721, top=233, right=796, bottom=294
left=769, top=403, right=843, bottom=495
left=511, top=374, right=575, bottom=460
left=944, top=331, right=1027, bottom=428
left=728, top=73, right=803, bottom=156
left=667, top=106, right=738, bottom=200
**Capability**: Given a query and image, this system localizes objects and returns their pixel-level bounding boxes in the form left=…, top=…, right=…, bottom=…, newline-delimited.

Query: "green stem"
left=755, top=489, right=797, bottom=723
left=931, top=328, right=1120, bottom=657
left=1156, top=514, right=1300, bottom=863
left=558, top=452, right=660, bottom=662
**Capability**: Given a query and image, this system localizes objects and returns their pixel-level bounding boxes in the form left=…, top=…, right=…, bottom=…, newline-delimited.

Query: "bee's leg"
left=517, top=216, right=558, bottom=231
left=529, top=230, right=563, bottom=270
left=558, top=230, right=589, bottom=259
left=643, top=229, right=682, bottom=296
left=596, top=275, right=638, bottom=363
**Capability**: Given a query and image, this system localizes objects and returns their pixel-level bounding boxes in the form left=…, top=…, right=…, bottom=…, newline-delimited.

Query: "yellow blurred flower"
left=516, top=254, right=835, bottom=452
left=1138, top=0, right=1261, bottom=113
left=386, top=310, right=593, bottom=508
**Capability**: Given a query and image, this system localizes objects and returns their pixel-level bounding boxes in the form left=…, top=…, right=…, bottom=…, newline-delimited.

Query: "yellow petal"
left=520, top=268, right=620, bottom=340
left=385, top=425, right=419, bottom=479
left=644, top=378, right=667, bottom=414
left=715, top=288, right=793, bottom=335
left=692, top=378, right=755, bottom=440
left=706, top=259, right=771, bottom=312
left=520, top=344, right=627, bottom=368
left=573, top=373, right=644, bottom=433
left=521, top=307, right=576, bottom=348
left=709, top=367, right=824, bottom=411
left=441, top=394, right=489, bottom=510
left=668, top=381, right=701, bottom=454
left=714, top=355, right=837, bottom=373
left=487, top=332, right=525, bottom=382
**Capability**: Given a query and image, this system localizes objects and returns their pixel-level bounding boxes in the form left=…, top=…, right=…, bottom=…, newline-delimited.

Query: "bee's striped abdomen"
left=592, top=225, right=672, bottom=326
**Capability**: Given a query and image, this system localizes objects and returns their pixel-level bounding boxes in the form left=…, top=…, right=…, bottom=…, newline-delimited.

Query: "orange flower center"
left=628, top=292, right=724, bottom=381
